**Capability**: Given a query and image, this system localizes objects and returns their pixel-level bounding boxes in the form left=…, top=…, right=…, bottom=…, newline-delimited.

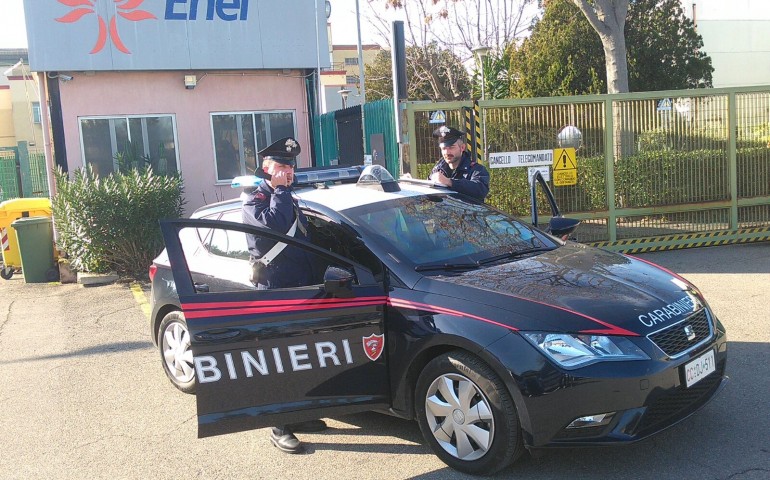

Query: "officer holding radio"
left=241, top=136, right=328, bottom=453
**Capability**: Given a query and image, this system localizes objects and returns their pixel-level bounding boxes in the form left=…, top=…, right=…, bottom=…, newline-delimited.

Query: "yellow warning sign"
left=552, top=147, right=577, bottom=186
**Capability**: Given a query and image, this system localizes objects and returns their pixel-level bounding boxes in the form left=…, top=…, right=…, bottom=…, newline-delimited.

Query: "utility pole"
left=355, top=0, right=367, bottom=159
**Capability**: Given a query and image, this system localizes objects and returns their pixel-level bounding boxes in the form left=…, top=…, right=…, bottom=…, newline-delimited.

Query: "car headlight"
left=522, top=332, right=649, bottom=369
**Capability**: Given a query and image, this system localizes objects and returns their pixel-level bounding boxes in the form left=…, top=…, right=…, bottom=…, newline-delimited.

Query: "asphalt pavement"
left=0, top=242, right=768, bottom=480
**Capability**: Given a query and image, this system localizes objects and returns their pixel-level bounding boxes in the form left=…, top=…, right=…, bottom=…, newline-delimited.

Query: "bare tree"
left=569, top=0, right=630, bottom=93
left=370, top=0, right=536, bottom=60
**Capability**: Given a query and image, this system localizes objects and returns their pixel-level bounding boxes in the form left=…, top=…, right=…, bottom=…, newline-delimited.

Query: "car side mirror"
left=323, top=266, right=355, bottom=298
left=549, top=217, right=581, bottom=239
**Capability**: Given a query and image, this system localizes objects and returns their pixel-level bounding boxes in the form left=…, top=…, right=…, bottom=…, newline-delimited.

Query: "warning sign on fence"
left=552, top=148, right=577, bottom=186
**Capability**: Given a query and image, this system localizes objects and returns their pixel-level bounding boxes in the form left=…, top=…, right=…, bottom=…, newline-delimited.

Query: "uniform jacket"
left=429, top=151, right=490, bottom=202
left=241, top=181, right=314, bottom=289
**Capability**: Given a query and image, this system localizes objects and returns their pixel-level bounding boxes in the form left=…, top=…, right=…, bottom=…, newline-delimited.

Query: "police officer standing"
left=241, top=136, right=328, bottom=453
left=429, top=126, right=490, bottom=202
left=242, top=136, right=315, bottom=289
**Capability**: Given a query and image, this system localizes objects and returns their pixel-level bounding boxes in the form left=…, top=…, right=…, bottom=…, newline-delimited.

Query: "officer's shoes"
left=287, top=419, right=328, bottom=433
left=270, top=428, right=305, bottom=454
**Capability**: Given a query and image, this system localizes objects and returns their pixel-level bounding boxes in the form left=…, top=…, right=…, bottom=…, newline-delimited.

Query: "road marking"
left=130, top=282, right=151, bottom=319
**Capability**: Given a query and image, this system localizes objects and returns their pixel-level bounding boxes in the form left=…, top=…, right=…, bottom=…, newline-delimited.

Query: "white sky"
left=0, top=0, right=386, bottom=49
left=0, top=0, right=27, bottom=48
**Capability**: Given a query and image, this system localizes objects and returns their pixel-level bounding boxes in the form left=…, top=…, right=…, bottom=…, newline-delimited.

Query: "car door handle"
left=195, top=329, right=241, bottom=342
left=194, top=282, right=210, bottom=293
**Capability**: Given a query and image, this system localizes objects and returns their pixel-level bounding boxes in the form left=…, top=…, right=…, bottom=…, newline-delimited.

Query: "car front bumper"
left=485, top=317, right=728, bottom=448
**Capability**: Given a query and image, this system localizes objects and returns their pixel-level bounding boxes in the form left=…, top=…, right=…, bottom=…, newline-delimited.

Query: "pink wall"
left=57, top=70, right=311, bottom=213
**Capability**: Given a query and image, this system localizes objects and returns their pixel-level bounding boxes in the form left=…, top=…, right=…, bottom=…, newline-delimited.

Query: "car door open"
left=160, top=219, right=390, bottom=438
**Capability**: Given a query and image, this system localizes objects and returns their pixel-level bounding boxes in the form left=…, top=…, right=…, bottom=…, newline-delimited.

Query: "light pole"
left=472, top=45, right=491, bottom=100
left=472, top=45, right=491, bottom=161
left=338, top=88, right=351, bottom=109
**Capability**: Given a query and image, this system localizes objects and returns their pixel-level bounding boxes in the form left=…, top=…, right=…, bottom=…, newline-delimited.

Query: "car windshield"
left=345, top=194, right=556, bottom=269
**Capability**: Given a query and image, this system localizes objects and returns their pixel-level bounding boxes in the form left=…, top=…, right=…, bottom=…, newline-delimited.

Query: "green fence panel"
left=312, top=112, right=339, bottom=168
left=405, top=86, right=770, bottom=250
left=28, top=152, right=50, bottom=197
left=363, top=99, right=398, bottom=177
left=0, top=148, right=20, bottom=201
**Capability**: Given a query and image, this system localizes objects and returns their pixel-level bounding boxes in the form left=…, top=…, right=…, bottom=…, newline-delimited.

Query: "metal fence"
left=313, top=99, right=399, bottom=176
left=405, top=85, right=770, bottom=252
left=0, top=144, right=50, bottom=202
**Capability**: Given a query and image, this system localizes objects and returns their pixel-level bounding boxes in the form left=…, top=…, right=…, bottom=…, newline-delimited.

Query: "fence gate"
left=335, top=106, right=364, bottom=166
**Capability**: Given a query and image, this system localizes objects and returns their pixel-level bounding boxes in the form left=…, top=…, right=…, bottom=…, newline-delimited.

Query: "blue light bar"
left=295, top=166, right=363, bottom=186
left=230, top=175, right=263, bottom=189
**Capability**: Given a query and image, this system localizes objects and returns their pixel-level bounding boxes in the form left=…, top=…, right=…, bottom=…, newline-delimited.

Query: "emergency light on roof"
left=294, top=166, right=362, bottom=185
left=231, top=166, right=362, bottom=190
left=230, top=175, right=263, bottom=189
left=357, top=164, right=401, bottom=192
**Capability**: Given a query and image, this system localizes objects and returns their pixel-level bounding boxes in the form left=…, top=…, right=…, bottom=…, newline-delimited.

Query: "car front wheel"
left=158, top=311, right=196, bottom=394
left=415, top=351, right=523, bottom=475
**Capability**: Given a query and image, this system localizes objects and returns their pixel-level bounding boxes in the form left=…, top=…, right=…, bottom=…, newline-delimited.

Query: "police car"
left=148, top=165, right=727, bottom=475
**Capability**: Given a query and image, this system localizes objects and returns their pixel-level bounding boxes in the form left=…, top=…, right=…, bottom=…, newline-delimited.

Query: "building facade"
left=320, top=44, right=381, bottom=112
left=684, top=0, right=770, bottom=88
left=0, top=50, right=43, bottom=152
left=23, top=0, right=330, bottom=213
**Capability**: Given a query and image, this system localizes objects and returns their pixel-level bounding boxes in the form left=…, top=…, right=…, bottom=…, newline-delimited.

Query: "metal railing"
left=405, top=85, right=770, bottom=252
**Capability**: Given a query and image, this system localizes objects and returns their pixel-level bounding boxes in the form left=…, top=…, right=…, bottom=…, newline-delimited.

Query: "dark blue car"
left=148, top=166, right=727, bottom=475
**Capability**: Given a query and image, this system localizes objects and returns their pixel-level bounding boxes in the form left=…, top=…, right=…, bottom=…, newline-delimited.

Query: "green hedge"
left=52, top=166, right=185, bottom=277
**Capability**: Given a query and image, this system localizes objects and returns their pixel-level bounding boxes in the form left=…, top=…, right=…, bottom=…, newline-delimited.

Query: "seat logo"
left=684, top=324, right=696, bottom=341
left=56, top=0, right=157, bottom=55
left=363, top=334, right=384, bottom=361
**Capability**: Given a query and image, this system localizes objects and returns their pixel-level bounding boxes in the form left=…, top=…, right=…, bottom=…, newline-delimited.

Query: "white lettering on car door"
left=316, top=341, right=341, bottom=367
left=195, top=355, right=222, bottom=383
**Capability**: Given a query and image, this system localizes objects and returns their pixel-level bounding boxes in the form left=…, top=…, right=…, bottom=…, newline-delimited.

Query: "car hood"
left=416, top=243, right=705, bottom=336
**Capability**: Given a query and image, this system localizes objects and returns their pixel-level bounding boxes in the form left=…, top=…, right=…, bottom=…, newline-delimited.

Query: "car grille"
left=648, top=308, right=712, bottom=357
left=633, top=358, right=725, bottom=435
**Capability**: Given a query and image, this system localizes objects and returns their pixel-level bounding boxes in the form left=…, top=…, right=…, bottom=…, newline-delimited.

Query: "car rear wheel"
left=159, top=311, right=196, bottom=394
left=415, top=351, right=523, bottom=475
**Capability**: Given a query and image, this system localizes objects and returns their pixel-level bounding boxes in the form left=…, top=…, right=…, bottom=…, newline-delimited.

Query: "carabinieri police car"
left=149, top=165, right=727, bottom=475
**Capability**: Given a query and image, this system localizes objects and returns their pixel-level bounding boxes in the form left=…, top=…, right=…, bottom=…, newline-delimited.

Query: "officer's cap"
left=432, top=126, right=464, bottom=148
left=258, top=137, right=301, bottom=167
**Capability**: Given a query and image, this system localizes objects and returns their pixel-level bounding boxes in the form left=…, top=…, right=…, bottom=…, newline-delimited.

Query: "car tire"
left=415, top=351, right=523, bottom=476
left=158, top=310, right=196, bottom=394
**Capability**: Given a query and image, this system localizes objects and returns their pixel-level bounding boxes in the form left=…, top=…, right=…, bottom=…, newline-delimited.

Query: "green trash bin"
left=10, top=216, right=57, bottom=283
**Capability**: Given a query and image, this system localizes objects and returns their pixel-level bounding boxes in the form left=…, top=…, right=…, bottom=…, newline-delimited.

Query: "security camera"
left=59, top=74, right=73, bottom=81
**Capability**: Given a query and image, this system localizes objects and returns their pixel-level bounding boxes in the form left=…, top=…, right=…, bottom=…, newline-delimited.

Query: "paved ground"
left=0, top=242, right=768, bottom=479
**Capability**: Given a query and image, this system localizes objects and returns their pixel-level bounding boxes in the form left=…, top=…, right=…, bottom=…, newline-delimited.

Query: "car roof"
left=296, top=182, right=445, bottom=211
left=192, top=180, right=452, bottom=218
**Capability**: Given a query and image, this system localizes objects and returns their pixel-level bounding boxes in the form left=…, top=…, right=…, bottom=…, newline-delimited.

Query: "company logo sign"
left=56, top=0, right=157, bottom=54
left=56, top=0, right=250, bottom=55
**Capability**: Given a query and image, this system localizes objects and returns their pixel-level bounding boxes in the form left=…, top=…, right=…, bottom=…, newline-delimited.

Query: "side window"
left=178, top=223, right=352, bottom=292
left=207, top=228, right=250, bottom=260
left=306, top=214, right=383, bottom=281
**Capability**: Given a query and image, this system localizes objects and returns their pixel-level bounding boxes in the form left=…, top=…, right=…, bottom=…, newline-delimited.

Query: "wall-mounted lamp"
left=184, top=74, right=197, bottom=89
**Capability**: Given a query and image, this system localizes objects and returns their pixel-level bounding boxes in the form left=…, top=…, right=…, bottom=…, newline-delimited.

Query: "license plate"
left=684, top=349, right=716, bottom=388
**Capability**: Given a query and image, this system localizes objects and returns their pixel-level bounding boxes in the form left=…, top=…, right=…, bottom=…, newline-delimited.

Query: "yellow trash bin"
left=0, top=197, right=52, bottom=279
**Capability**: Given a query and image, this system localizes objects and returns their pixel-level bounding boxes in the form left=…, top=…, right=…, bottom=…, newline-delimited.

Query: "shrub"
left=52, top=165, right=185, bottom=278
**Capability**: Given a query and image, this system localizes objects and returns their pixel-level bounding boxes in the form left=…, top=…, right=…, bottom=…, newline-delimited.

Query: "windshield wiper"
left=476, top=246, right=555, bottom=266
left=414, top=262, right=479, bottom=272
